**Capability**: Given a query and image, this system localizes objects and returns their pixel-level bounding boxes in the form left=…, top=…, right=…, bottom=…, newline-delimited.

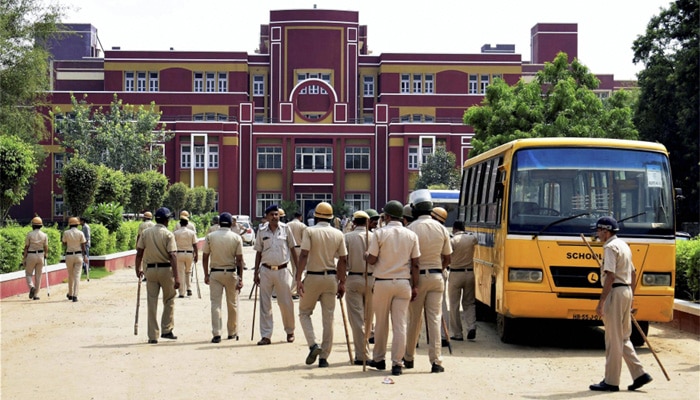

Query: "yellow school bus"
left=458, top=138, right=676, bottom=344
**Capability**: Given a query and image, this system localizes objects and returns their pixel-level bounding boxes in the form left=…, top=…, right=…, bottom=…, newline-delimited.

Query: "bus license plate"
left=570, top=312, right=601, bottom=321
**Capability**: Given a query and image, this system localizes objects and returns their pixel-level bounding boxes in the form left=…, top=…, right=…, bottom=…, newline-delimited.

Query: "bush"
left=115, top=223, right=131, bottom=252
left=676, top=238, right=700, bottom=301
left=0, top=225, right=27, bottom=273
left=84, top=202, right=124, bottom=233
left=45, top=225, right=62, bottom=265
left=89, top=224, right=110, bottom=256
left=124, top=220, right=140, bottom=249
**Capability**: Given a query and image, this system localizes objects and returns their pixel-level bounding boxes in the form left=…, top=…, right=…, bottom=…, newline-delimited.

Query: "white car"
left=233, top=215, right=255, bottom=245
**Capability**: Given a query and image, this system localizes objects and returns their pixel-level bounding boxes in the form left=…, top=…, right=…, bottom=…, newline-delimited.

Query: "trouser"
left=66, top=254, right=82, bottom=297
left=24, top=253, right=44, bottom=297
left=345, top=274, right=374, bottom=361
left=298, top=273, right=337, bottom=360
left=603, top=286, right=645, bottom=386
left=146, top=266, right=176, bottom=340
left=259, top=266, right=295, bottom=339
left=291, top=249, right=300, bottom=294
left=371, top=278, right=410, bottom=366
left=405, top=272, right=444, bottom=365
left=448, top=269, right=476, bottom=337
left=176, top=253, right=194, bottom=296
left=209, top=270, right=239, bottom=337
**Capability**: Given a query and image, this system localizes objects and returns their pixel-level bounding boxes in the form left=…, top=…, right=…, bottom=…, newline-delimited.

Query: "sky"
left=52, top=0, right=673, bottom=80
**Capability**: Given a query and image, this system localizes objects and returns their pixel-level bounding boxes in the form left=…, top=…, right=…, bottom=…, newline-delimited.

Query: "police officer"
left=253, top=205, right=298, bottom=345
left=404, top=190, right=452, bottom=373
left=366, top=209, right=380, bottom=231
left=448, top=220, right=479, bottom=341
left=431, top=206, right=451, bottom=346
left=296, top=202, right=348, bottom=368
left=137, top=211, right=155, bottom=281
left=174, top=215, right=198, bottom=297
left=176, top=211, right=197, bottom=233
left=366, top=201, right=420, bottom=376
left=135, top=207, right=179, bottom=344
left=402, top=205, right=415, bottom=226
left=278, top=208, right=287, bottom=223
left=23, top=216, right=48, bottom=300
left=203, top=212, right=244, bottom=343
left=344, top=210, right=374, bottom=364
left=589, top=217, right=652, bottom=392
left=208, top=215, right=220, bottom=234
left=287, top=211, right=307, bottom=297
left=62, top=217, right=88, bottom=302
left=80, top=216, right=91, bottom=276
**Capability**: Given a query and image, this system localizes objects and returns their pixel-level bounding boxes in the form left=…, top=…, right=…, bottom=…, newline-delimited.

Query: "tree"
left=143, top=171, right=168, bottom=213
left=58, top=157, right=99, bottom=217
left=164, top=182, right=188, bottom=216
left=0, top=135, right=39, bottom=223
left=94, top=165, right=130, bottom=206
left=128, top=173, right=150, bottom=214
left=465, top=52, right=638, bottom=156
left=633, top=0, right=699, bottom=225
left=54, top=93, right=173, bottom=173
left=414, top=147, right=461, bottom=190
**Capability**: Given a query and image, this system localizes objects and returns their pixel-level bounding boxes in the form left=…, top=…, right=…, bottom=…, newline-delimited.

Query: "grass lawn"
left=76, top=267, right=112, bottom=281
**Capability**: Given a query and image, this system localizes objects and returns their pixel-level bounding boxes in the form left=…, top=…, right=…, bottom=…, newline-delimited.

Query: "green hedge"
left=676, top=237, right=700, bottom=301
left=0, top=224, right=61, bottom=273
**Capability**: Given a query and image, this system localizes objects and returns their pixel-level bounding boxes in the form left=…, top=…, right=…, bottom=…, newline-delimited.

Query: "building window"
left=256, top=193, right=283, bottom=218
left=363, top=115, right=374, bottom=124
left=181, top=145, right=191, bottom=168
left=363, top=76, right=374, bottom=96
left=54, top=153, right=64, bottom=174
left=125, top=72, right=134, bottom=91
left=54, top=195, right=64, bottom=217
left=253, top=75, right=265, bottom=96
left=480, top=74, right=490, bottom=94
left=345, top=147, right=370, bottom=170
left=400, top=74, right=410, bottom=93
left=137, top=72, right=146, bottom=92
left=295, top=147, right=332, bottom=170
left=413, top=74, right=422, bottom=93
left=206, top=72, right=215, bottom=92
left=208, top=145, right=219, bottom=168
left=194, top=144, right=206, bottom=168
left=469, top=74, right=478, bottom=94
left=194, top=72, right=203, bottom=92
left=344, top=193, right=370, bottom=214
left=408, top=146, right=419, bottom=170
left=149, top=72, right=159, bottom=92
left=492, top=74, right=502, bottom=82
left=425, top=74, right=434, bottom=93
left=308, top=73, right=320, bottom=95
left=257, top=146, right=282, bottom=169
left=297, top=73, right=307, bottom=94
left=218, top=72, right=227, bottom=92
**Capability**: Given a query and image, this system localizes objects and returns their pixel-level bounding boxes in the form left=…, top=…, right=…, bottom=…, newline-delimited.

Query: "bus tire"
left=630, top=320, right=649, bottom=347
left=496, top=313, right=519, bottom=344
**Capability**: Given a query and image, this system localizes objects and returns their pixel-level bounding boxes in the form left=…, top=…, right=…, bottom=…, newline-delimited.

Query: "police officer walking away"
left=174, top=215, right=198, bottom=297
left=23, top=216, right=48, bottom=300
left=202, top=212, right=244, bottom=343
left=448, top=220, right=479, bottom=341
left=62, top=217, right=88, bottom=302
left=404, top=190, right=452, bottom=373
left=287, top=211, right=307, bottom=297
left=366, top=201, right=420, bottom=376
left=208, top=215, right=220, bottom=234
left=134, top=207, right=180, bottom=344
left=589, top=217, right=652, bottom=392
left=296, top=202, right=348, bottom=368
left=253, top=205, right=299, bottom=345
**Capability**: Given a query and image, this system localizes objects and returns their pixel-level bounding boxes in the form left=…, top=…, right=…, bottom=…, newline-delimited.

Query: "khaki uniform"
left=405, top=215, right=452, bottom=367
left=174, top=222, right=197, bottom=234
left=62, top=227, right=86, bottom=299
left=344, top=225, right=374, bottom=362
left=298, top=222, right=348, bottom=360
left=368, top=221, right=420, bottom=366
left=137, top=220, right=155, bottom=271
left=287, top=218, right=307, bottom=294
left=174, top=226, right=198, bottom=296
left=137, top=224, right=178, bottom=341
left=207, top=224, right=220, bottom=234
left=24, top=229, right=48, bottom=297
left=254, top=222, right=297, bottom=340
left=601, top=235, right=646, bottom=386
left=203, top=228, right=244, bottom=338
left=448, top=231, right=478, bottom=338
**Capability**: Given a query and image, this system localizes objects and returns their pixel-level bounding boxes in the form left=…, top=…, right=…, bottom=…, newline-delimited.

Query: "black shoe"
left=589, top=381, right=619, bottom=392
left=369, top=359, right=386, bottom=370
left=187, top=290, right=192, bottom=296
left=628, top=373, right=652, bottom=391
left=305, top=344, right=321, bottom=365
left=160, top=332, right=178, bottom=340
left=211, top=336, right=221, bottom=343
left=391, top=365, right=402, bottom=376
left=178, top=295, right=185, bottom=298
left=450, top=336, right=464, bottom=341
left=228, top=334, right=239, bottom=340
left=318, top=358, right=329, bottom=368
left=441, top=338, right=449, bottom=347
left=431, top=363, right=445, bottom=373
left=148, top=339, right=158, bottom=344
left=29, top=287, right=35, bottom=299
left=66, top=293, right=72, bottom=300
left=402, top=358, right=414, bottom=369
left=32, top=296, right=40, bottom=300
left=72, top=296, right=78, bottom=302
left=467, top=329, right=476, bottom=340
left=368, top=336, right=374, bottom=344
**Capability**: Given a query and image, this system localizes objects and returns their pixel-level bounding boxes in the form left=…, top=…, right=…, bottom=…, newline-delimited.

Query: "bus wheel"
left=630, top=320, right=649, bottom=347
left=496, top=313, right=519, bottom=344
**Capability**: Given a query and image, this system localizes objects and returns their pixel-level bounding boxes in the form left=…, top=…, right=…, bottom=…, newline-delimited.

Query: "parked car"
left=233, top=215, right=255, bottom=246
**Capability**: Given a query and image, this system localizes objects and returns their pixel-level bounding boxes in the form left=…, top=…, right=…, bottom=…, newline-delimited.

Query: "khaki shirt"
left=62, top=227, right=86, bottom=252
left=287, top=219, right=307, bottom=249
left=25, top=229, right=48, bottom=252
left=408, top=215, right=452, bottom=270
left=602, top=235, right=635, bottom=285
left=345, top=226, right=373, bottom=274
left=207, top=224, right=220, bottom=234
left=300, top=221, right=347, bottom=271
left=368, top=221, right=420, bottom=279
left=138, top=220, right=155, bottom=237
left=254, top=222, right=296, bottom=266
left=173, top=222, right=197, bottom=234
left=203, top=228, right=243, bottom=269
left=174, top=226, right=197, bottom=251
left=450, top=231, right=478, bottom=269
left=137, top=224, right=177, bottom=264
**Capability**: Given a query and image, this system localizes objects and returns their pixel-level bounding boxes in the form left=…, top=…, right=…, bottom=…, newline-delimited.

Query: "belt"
left=66, top=251, right=82, bottom=255
left=147, top=263, right=171, bottom=268
left=612, top=283, right=630, bottom=288
left=262, top=263, right=287, bottom=270
left=27, top=250, right=44, bottom=254
left=177, top=250, right=193, bottom=253
left=421, top=269, right=443, bottom=274
left=450, top=268, right=473, bottom=272
left=375, top=278, right=408, bottom=281
left=348, top=272, right=372, bottom=276
left=211, top=268, right=236, bottom=273
left=306, top=270, right=337, bottom=275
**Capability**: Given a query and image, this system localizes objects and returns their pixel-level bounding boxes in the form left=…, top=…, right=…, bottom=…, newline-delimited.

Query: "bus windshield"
left=508, top=147, right=674, bottom=237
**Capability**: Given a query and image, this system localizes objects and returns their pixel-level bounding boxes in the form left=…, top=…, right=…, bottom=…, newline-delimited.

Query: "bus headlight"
left=642, top=273, right=671, bottom=286
left=508, top=268, right=543, bottom=283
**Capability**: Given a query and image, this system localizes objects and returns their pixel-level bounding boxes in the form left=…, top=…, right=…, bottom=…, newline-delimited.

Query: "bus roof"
left=463, top=138, right=669, bottom=167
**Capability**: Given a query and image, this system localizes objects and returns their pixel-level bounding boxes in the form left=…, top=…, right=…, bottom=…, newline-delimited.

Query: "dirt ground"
left=2, top=246, right=699, bottom=400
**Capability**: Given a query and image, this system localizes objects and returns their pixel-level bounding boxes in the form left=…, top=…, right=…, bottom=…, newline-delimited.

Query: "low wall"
left=665, top=299, right=700, bottom=335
